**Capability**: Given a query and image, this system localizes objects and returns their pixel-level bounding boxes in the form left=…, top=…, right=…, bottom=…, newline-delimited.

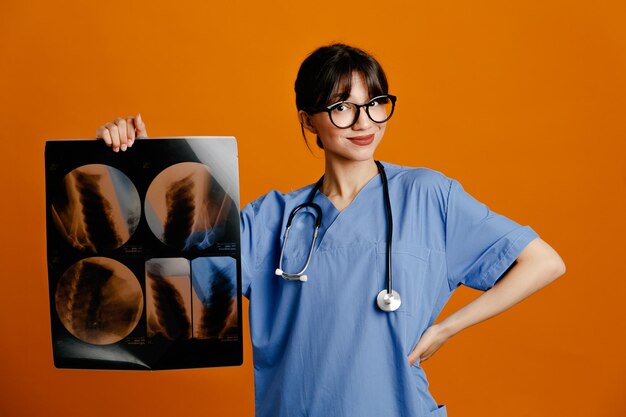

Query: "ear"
left=298, top=110, right=318, bottom=134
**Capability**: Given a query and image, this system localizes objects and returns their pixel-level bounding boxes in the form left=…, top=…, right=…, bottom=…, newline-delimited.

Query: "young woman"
left=97, top=43, right=566, bottom=417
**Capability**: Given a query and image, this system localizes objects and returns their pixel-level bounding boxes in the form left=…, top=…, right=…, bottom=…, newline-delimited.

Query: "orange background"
left=1, top=0, right=625, bottom=416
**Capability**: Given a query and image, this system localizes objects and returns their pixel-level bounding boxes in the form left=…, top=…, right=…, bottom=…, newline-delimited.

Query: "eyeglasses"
left=310, top=94, right=397, bottom=129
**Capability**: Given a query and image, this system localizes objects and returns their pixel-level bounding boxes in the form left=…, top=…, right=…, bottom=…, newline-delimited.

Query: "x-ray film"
left=45, top=138, right=242, bottom=370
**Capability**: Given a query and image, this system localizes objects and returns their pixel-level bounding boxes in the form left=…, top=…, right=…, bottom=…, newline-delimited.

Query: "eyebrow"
left=328, top=92, right=347, bottom=101
left=329, top=95, right=377, bottom=105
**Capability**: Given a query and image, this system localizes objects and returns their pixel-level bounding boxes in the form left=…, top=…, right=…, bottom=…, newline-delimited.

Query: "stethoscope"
left=275, top=160, right=401, bottom=312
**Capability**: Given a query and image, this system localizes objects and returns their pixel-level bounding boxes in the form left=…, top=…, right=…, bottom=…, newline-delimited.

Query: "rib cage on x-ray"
left=55, top=258, right=143, bottom=345
left=73, top=170, right=122, bottom=251
left=146, top=162, right=233, bottom=252
left=197, top=266, right=236, bottom=339
left=146, top=268, right=192, bottom=341
left=163, top=175, right=196, bottom=250
left=51, top=164, right=140, bottom=253
left=56, top=260, right=113, bottom=336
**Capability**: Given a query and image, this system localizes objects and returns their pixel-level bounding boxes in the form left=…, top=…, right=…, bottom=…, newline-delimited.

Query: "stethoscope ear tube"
left=285, top=202, right=323, bottom=228
left=275, top=212, right=321, bottom=281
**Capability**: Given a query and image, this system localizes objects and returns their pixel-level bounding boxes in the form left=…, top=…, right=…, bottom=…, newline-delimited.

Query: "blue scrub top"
left=240, top=162, right=539, bottom=417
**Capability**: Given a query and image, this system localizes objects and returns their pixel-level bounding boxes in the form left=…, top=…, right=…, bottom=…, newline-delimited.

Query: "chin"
left=332, top=147, right=378, bottom=163
left=348, top=139, right=382, bottom=160
left=350, top=150, right=377, bottom=162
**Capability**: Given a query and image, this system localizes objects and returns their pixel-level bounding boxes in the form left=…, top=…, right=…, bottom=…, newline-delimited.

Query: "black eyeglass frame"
left=307, top=94, right=397, bottom=129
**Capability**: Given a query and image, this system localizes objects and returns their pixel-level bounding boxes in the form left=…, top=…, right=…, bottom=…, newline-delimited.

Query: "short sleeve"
left=445, top=178, right=539, bottom=291
left=240, top=202, right=259, bottom=299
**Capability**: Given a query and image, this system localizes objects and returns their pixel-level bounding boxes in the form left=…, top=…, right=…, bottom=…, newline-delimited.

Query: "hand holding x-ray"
left=96, top=113, right=148, bottom=152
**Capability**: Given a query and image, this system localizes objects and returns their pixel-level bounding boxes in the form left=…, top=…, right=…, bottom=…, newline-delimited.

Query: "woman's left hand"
left=407, top=323, right=452, bottom=366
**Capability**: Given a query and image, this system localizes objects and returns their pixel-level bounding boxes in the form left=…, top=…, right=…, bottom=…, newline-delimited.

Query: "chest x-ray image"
left=145, top=257, right=237, bottom=341
left=55, top=257, right=143, bottom=345
left=145, top=162, right=234, bottom=252
left=45, top=138, right=242, bottom=370
left=51, top=164, right=141, bottom=253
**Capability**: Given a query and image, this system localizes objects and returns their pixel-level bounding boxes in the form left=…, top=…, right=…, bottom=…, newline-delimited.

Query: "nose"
left=352, top=106, right=373, bottom=130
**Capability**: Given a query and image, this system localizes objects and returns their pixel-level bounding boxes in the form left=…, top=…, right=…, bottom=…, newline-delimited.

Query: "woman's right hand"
left=96, top=113, right=148, bottom=152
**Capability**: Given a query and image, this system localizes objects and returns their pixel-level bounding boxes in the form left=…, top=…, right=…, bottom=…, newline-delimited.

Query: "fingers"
left=407, top=349, right=422, bottom=366
left=114, top=117, right=128, bottom=151
left=408, top=349, right=431, bottom=366
left=407, top=324, right=450, bottom=366
left=135, top=113, right=148, bottom=138
left=95, top=121, right=121, bottom=152
left=96, top=125, right=112, bottom=147
left=125, top=117, right=136, bottom=147
left=96, top=114, right=147, bottom=152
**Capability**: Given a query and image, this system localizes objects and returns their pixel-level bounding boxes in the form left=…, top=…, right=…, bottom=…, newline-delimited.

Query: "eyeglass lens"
left=329, top=96, right=394, bottom=128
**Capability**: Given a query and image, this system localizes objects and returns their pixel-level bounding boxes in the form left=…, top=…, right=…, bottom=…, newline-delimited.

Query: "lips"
left=347, top=133, right=375, bottom=146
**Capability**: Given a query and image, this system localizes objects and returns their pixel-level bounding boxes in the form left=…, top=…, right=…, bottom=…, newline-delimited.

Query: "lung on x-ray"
left=45, top=137, right=242, bottom=370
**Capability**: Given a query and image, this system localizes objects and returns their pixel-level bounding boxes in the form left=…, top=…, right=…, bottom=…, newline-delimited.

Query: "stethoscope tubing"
left=275, top=161, right=400, bottom=311
left=376, top=160, right=394, bottom=295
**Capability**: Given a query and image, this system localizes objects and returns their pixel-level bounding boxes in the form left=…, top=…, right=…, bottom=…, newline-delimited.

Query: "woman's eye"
left=334, top=104, right=349, bottom=112
left=369, top=97, right=388, bottom=107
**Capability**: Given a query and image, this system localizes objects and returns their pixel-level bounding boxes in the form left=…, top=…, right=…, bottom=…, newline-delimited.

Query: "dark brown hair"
left=294, top=43, right=389, bottom=149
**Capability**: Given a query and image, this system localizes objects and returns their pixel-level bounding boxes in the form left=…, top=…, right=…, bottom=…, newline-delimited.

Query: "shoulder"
left=379, top=161, right=454, bottom=195
left=241, top=183, right=315, bottom=223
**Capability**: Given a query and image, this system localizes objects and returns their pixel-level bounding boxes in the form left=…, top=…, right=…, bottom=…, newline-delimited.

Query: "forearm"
left=437, top=243, right=566, bottom=338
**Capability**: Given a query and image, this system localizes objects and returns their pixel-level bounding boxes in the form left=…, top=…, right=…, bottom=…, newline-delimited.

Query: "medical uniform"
left=240, top=162, right=539, bottom=417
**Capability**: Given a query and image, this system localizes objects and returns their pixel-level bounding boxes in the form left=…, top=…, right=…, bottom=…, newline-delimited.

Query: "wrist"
left=435, top=318, right=460, bottom=339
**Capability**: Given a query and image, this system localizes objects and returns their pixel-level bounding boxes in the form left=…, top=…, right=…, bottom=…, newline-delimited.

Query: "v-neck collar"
left=309, top=170, right=382, bottom=250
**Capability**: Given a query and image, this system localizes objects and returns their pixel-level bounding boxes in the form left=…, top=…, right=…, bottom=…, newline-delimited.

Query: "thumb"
left=135, top=113, right=148, bottom=138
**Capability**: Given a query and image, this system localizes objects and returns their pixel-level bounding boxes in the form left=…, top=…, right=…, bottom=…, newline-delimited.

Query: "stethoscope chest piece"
left=376, top=289, right=401, bottom=312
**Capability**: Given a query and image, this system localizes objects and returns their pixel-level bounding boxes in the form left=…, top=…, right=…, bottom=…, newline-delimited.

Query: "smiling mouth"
left=347, top=134, right=375, bottom=145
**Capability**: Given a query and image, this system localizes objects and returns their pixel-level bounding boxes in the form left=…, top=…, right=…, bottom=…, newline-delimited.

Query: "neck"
left=321, top=158, right=379, bottom=207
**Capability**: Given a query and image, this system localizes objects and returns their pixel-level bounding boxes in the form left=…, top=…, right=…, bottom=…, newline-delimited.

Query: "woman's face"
left=301, top=72, right=386, bottom=164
